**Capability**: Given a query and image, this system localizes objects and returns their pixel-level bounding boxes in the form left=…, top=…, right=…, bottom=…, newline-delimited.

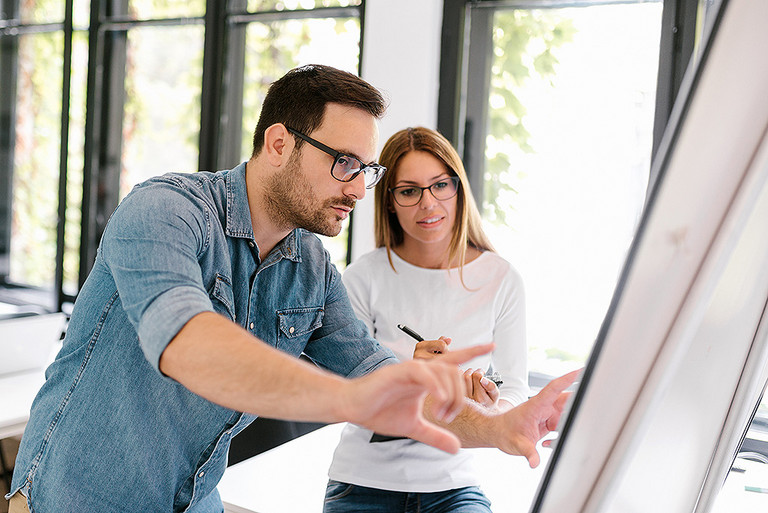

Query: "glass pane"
left=482, top=3, right=663, bottom=376
left=73, top=0, right=91, bottom=28
left=121, top=25, right=204, bottom=197
left=241, top=16, right=360, bottom=268
left=19, top=0, right=65, bottom=24
left=247, top=0, right=361, bottom=13
left=10, top=32, right=64, bottom=288
left=128, top=0, right=206, bottom=19
left=62, top=31, right=89, bottom=297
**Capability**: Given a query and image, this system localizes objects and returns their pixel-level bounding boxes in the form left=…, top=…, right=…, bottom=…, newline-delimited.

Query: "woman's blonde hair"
left=374, top=127, right=495, bottom=274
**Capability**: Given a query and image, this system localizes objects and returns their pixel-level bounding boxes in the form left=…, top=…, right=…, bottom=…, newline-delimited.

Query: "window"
left=0, top=0, right=364, bottom=312
left=457, top=0, right=663, bottom=377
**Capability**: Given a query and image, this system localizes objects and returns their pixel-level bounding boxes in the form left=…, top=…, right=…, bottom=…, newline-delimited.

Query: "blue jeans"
left=323, top=480, right=493, bottom=513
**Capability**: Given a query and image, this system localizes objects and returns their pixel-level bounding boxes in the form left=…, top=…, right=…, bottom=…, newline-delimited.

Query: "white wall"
left=351, top=0, right=445, bottom=260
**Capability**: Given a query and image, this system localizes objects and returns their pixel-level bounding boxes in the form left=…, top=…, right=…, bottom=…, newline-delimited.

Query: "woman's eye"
left=399, top=188, right=418, bottom=197
left=434, top=181, right=449, bottom=190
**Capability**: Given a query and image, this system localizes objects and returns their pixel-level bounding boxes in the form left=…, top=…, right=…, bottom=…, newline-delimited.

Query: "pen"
left=397, top=324, right=424, bottom=342
left=398, top=323, right=503, bottom=387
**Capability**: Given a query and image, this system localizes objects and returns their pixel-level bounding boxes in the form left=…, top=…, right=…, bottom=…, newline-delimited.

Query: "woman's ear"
left=263, top=123, right=294, bottom=167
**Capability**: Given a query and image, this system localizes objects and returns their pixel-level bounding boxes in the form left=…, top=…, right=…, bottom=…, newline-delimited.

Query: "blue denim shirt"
left=8, top=162, right=396, bottom=512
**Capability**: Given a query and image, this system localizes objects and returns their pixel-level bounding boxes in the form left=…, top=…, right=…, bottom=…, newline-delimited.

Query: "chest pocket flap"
left=276, top=307, right=324, bottom=356
left=209, top=274, right=235, bottom=321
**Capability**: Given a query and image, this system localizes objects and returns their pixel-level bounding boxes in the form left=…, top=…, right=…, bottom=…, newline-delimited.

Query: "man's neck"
left=245, top=158, right=293, bottom=259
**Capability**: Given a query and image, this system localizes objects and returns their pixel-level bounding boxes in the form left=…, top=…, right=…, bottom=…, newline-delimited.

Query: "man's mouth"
left=331, top=202, right=355, bottom=220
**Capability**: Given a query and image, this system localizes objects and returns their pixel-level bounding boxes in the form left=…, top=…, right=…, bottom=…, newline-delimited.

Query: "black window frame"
left=437, top=0, right=704, bottom=209
left=0, top=0, right=366, bottom=312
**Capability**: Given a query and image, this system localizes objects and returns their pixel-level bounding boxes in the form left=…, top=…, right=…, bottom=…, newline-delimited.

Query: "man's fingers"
left=415, top=361, right=465, bottom=423
left=535, top=368, right=581, bottom=402
left=519, top=440, right=540, bottom=468
left=439, top=343, right=495, bottom=366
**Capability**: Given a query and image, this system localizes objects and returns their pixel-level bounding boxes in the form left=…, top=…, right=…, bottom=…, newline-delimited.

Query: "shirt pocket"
left=208, top=273, right=236, bottom=321
left=276, top=307, right=324, bottom=357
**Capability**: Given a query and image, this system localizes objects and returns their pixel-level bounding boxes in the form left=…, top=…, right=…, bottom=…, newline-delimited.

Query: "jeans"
left=323, top=480, right=493, bottom=513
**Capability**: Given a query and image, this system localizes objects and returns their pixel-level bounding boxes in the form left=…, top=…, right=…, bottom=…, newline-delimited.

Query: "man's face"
left=264, top=104, right=379, bottom=237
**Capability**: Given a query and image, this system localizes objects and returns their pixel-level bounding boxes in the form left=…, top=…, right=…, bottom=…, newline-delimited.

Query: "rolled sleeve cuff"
left=344, top=346, right=399, bottom=379
left=138, top=285, right=214, bottom=372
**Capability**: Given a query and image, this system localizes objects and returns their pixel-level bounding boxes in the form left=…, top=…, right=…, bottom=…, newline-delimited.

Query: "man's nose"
left=343, top=173, right=366, bottom=200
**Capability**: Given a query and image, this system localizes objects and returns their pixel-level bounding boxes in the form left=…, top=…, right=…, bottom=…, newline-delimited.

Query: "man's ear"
left=263, top=123, right=294, bottom=167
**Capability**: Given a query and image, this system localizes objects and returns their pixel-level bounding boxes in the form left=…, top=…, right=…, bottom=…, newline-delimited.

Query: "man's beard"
left=262, top=152, right=356, bottom=237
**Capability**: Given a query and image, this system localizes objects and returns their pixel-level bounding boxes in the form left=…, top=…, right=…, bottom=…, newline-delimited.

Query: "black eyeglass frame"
left=285, top=126, right=386, bottom=189
left=388, top=176, right=462, bottom=207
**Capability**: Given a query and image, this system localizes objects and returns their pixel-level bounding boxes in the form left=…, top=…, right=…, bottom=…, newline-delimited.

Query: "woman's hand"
left=413, top=336, right=452, bottom=359
left=464, top=368, right=500, bottom=408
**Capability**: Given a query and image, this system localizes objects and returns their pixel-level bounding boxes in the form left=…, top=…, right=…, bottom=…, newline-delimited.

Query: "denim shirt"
left=8, top=162, right=396, bottom=512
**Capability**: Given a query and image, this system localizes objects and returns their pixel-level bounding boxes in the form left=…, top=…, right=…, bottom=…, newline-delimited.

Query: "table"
left=219, top=423, right=551, bottom=513
left=0, top=371, right=45, bottom=440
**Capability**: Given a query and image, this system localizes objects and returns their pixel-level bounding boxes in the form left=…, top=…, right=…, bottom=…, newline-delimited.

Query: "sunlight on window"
left=121, top=25, right=204, bottom=198
left=483, top=3, right=663, bottom=376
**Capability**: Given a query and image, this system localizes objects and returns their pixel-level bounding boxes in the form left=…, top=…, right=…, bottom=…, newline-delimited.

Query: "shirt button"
left=198, top=471, right=205, bottom=478
left=289, top=326, right=295, bottom=334
left=249, top=322, right=254, bottom=329
left=248, top=241, right=255, bottom=248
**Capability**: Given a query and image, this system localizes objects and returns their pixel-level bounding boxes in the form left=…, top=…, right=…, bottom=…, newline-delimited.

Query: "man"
left=7, top=65, right=574, bottom=512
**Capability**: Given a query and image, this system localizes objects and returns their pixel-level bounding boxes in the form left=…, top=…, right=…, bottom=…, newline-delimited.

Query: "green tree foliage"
left=484, top=10, right=575, bottom=226
left=11, top=30, right=63, bottom=288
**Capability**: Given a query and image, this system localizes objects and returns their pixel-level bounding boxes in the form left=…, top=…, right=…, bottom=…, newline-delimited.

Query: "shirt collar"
left=226, top=161, right=301, bottom=263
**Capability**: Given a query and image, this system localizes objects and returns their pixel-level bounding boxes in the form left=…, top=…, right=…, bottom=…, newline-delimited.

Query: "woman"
left=324, top=127, right=528, bottom=512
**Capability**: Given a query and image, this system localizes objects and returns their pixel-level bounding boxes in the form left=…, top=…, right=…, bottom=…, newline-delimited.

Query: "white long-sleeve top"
left=327, top=247, right=528, bottom=492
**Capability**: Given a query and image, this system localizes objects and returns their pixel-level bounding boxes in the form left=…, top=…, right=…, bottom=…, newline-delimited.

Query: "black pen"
left=397, top=324, right=424, bottom=342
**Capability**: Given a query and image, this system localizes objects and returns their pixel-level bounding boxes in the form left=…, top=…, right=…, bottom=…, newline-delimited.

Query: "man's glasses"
left=388, top=176, right=461, bottom=207
left=285, top=127, right=386, bottom=189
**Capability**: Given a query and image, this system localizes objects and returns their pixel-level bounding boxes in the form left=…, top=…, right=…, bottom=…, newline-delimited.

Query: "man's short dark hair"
left=251, top=64, right=387, bottom=157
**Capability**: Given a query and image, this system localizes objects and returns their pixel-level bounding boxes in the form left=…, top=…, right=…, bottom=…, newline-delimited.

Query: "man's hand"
left=340, top=343, right=495, bottom=454
left=489, top=369, right=580, bottom=467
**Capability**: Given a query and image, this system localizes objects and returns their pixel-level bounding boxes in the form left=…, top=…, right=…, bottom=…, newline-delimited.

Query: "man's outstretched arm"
left=424, top=369, right=580, bottom=467
left=159, top=311, right=495, bottom=454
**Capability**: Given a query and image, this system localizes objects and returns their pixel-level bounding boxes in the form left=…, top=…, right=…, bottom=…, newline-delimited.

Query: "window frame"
left=437, top=0, right=703, bottom=209
left=0, top=0, right=366, bottom=311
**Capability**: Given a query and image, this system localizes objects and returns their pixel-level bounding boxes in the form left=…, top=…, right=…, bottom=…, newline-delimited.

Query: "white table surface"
left=219, top=423, right=551, bottom=513
left=712, top=456, right=768, bottom=512
left=0, top=370, right=46, bottom=439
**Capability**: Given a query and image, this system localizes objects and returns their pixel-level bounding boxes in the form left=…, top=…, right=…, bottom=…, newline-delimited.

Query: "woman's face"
left=390, top=150, right=459, bottom=249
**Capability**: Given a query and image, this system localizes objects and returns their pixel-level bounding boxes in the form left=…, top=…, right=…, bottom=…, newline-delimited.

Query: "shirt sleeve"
left=99, top=179, right=215, bottom=372
left=301, top=250, right=398, bottom=378
left=492, top=262, right=530, bottom=407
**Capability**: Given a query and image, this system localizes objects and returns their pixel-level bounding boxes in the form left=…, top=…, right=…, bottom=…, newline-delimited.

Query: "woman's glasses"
left=388, top=176, right=460, bottom=207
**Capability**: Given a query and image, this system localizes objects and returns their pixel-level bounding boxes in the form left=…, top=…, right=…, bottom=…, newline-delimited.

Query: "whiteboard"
left=531, top=1, right=768, bottom=511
